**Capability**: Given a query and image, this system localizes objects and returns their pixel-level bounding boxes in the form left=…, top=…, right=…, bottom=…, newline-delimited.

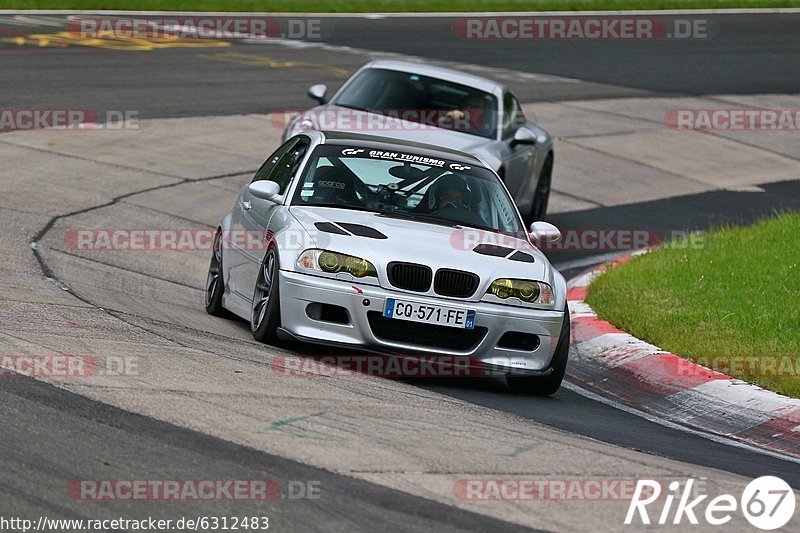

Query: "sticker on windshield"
left=318, top=180, right=346, bottom=189
left=367, top=150, right=445, bottom=167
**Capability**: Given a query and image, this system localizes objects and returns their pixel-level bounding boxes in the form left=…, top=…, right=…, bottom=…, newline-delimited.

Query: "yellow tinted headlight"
left=297, top=249, right=377, bottom=278
left=345, top=255, right=375, bottom=278
left=487, top=279, right=552, bottom=304
left=319, top=251, right=341, bottom=273
left=489, top=278, right=514, bottom=299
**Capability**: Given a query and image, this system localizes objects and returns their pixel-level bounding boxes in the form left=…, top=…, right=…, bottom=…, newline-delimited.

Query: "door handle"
left=242, top=201, right=252, bottom=211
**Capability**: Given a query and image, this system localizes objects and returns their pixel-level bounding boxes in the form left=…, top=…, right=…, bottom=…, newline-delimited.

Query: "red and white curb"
left=566, top=253, right=800, bottom=459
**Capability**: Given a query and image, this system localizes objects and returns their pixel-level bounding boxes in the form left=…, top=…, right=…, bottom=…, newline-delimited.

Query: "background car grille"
left=367, top=312, right=487, bottom=351
left=387, top=262, right=432, bottom=292
left=434, top=269, right=480, bottom=298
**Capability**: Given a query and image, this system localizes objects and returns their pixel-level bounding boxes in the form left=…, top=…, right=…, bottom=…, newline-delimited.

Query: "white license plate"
left=383, top=298, right=476, bottom=329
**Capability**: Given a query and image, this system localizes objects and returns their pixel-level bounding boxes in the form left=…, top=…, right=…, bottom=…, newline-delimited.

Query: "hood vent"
left=336, top=223, right=388, bottom=239
left=473, top=244, right=514, bottom=257
left=314, top=222, right=349, bottom=235
left=508, top=251, right=534, bottom=263
left=313, top=221, right=388, bottom=239
left=473, top=243, right=535, bottom=263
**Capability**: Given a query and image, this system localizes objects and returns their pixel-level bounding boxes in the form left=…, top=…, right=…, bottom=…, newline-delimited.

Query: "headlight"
left=487, top=279, right=553, bottom=304
left=297, top=249, right=377, bottom=278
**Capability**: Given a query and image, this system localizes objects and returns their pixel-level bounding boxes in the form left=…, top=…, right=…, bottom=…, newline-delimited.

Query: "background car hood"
left=292, top=105, right=502, bottom=170
left=289, top=206, right=552, bottom=297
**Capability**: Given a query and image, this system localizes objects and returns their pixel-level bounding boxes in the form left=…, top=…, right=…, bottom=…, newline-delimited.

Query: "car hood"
left=289, top=105, right=501, bottom=169
left=289, top=206, right=552, bottom=298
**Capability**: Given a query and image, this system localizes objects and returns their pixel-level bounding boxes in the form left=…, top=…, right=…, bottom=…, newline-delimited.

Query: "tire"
left=204, top=229, right=227, bottom=316
left=529, top=155, right=553, bottom=222
left=250, top=247, right=281, bottom=343
left=506, top=303, right=570, bottom=396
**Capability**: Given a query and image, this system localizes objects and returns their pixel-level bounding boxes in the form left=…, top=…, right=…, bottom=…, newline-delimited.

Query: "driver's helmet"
left=430, top=174, right=471, bottom=211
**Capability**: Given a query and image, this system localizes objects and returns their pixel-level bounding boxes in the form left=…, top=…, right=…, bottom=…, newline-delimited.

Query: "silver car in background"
left=282, top=59, right=554, bottom=222
left=205, top=131, right=569, bottom=395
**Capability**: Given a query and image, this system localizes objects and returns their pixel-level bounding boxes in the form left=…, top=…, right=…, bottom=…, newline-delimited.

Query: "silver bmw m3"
left=206, top=131, right=569, bottom=394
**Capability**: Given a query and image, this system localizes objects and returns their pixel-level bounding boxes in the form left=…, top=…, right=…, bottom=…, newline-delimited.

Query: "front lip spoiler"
left=276, top=327, right=554, bottom=377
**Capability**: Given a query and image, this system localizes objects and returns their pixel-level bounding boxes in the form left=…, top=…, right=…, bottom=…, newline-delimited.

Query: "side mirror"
left=249, top=181, right=280, bottom=201
left=308, top=84, right=328, bottom=105
left=510, top=128, right=537, bottom=148
left=529, top=221, right=561, bottom=243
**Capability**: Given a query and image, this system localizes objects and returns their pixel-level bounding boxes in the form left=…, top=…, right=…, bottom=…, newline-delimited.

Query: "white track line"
left=562, top=380, right=800, bottom=465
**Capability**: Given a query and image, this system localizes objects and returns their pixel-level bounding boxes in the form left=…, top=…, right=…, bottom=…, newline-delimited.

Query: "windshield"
left=332, top=68, right=499, bottom=140
left=291, top=144, right=524, bottom=235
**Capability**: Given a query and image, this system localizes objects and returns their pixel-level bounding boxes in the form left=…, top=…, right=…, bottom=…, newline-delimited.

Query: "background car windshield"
left=292, top=145, right=524, bottom=235
left=332, top=68, right=498, bottom=140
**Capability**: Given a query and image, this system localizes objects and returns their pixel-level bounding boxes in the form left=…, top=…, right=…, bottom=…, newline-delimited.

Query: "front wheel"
left=506, top=303, right=570, bottom=396
left=251, top=248, right=282, bottom=343
left=529, top=155, right=553, bottom=222
left=205, top=229, right=226, bottom=316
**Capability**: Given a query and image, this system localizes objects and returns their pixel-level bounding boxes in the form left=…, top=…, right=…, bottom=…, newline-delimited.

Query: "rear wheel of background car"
left=251, top=247, right=281, bottom=343
left=506, top=303, right=570, bottom=396
left=205, top=229, right=227, bottom=316
left=529, top=155, right=553, bottom=222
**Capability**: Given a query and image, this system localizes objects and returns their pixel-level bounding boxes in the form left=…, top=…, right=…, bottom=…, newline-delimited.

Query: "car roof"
left=362, top=59, right=504, bottom=94
left=317, top=130, right=487, bottom=166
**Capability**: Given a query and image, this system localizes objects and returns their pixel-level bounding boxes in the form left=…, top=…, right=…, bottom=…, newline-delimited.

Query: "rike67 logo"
left=626, top=476, right=795, bottom=530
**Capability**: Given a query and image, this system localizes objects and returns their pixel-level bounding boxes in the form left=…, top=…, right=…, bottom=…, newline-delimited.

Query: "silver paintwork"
left=282, top=59, right=554, bottom=220
left=215, top=131, right=567, bottom=373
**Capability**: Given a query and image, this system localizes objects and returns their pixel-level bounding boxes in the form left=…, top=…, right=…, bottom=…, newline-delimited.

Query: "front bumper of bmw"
left=277, top=269, right=565, bottom=373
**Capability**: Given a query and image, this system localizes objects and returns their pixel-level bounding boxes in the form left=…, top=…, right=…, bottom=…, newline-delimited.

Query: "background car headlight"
left=297, top=249, right=377, bottom=278
left=287, top=116, right=315, bottom=138
left=487, top=279, right=553, bottom=304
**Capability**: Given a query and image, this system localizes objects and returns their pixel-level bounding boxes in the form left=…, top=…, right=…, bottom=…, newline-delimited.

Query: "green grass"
left=2, top=0, right=800, bottom=12
left=586, top=213, right=800, bottom=398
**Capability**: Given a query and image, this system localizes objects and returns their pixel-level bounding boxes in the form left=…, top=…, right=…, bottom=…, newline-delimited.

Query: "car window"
left=332, top=68, right=499, bottom=140
left=502, top=93, right=525, bottom=139
left=292, top=144, right=525, bottom=236
left=252, top=137, right=310, bottom=196
left=252, top=140, right=294, bottom=184
left=268, top=138, right=310, bottom=195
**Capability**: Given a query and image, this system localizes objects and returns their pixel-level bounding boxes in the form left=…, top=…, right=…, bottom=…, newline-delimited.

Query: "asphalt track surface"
left=3, top=14, right=800, bottom=116
left=2, top=12, right=800, bottom=531
left=1, top=376, right=534, bottom=533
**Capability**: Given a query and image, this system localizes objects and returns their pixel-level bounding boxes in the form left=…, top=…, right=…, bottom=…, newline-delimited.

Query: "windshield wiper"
left=375, top=212, right=461, bottom=229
